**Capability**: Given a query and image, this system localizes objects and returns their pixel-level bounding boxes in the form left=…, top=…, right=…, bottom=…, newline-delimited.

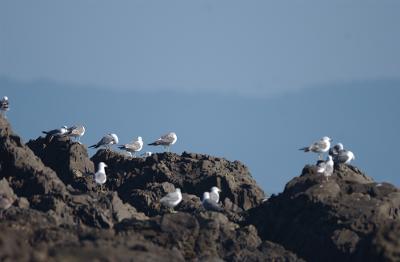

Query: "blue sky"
left=1, top=1, right=399, bottom=193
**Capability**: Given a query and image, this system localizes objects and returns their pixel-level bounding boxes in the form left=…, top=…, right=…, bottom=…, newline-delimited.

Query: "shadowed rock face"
left=0, top=115, right=304, bottom=261
left=247, top=164, right=400, bottom=262
left=91, top=150, right=265, bottom=216
left=27, top=136, right=95, bottom=192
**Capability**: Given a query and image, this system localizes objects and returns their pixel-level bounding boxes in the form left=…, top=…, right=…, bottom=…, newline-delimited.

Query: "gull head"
left=137, top=136, right=143, bottom=142
left=3, top=96, right=8, bottom=101
left=336, top=143, right=344, bottom=150
left=211, top=186, right=221, bottom=193
left=98, top=162, right=108, bottom=169
left=110, top=133, right=119, bottom=144
left=203, top=192, right=210, bottom=200
left=322, top=136, right=332, bottom=142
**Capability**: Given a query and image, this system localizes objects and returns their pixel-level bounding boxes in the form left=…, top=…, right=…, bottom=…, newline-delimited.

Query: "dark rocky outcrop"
left=0, top=115, right=304, bottom=261
left=91, top=150, right=264, bottom=217
left=27, top=136, right=95, bottom=192
left=1, top=114, right=399, bottom=261
left=247, top=164, right=400, bottom=262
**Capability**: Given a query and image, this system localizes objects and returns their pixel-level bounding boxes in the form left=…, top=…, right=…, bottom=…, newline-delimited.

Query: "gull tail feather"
left=299, top=147, right=310, bottom=152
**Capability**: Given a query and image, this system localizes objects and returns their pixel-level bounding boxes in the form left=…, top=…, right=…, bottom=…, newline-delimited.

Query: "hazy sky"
left=1, top=1, right=399, bottom=193
left=1, top=1, right=400, bottom=96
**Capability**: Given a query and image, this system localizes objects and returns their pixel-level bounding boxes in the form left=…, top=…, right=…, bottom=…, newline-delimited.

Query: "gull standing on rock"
left=317, top=155, right=334, bottom=182
left=202, top=192, right=223, bottom=212
left=0, top=96, right=9, bottom=117
left=209, top=186, right=221, bottom=203
left=148, top=132, right=177, bottom=152
left=300, top=136, right=332, bottom=160
left=89, top=133, right=119, bottom=150
left=334, top=149, right=355, bottom=164
left=94, top=162, right=107, bottom=192
left=67, top=125, right=86, bottom=143
left=42, top=126, right=68, bottom=137
left=118, top=136, right=143, bottom=157
left=329, top=143, right=344, bottom=158
left=160, top=188, right=182, bottom=213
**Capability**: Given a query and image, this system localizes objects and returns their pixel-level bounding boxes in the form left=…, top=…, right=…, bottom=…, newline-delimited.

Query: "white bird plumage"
left=118, top=136, right=143, bottom=157
left=160, top=188, right=182, bottom=213
left=317, top=155, right=334, bottom=181
left=148, top=132, right=177, bottom=152
left=94, top=162, right=108, bottom=191
left=300, top=136, right=332, bottom=160
left=209, top=186, right=221, bottom=203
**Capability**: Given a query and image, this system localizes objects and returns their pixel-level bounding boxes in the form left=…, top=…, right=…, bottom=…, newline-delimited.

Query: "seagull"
left=42, top=126, right=68, bottom=137
left=0, top=96, right=9, bottom=116
left=94, top=162, right=107, bottom=192
left=148, top=132, right=177, bottom=152
left=299, top=136, right=332, bottom=160
left=202, top=192, right=223, bottom=212
left=67, top=125, right=86, bottom=143
left=209, top=186, right=221, bottom=203
left=89, top=133, right=119, bottom=150
left=160, top=188, right=182, bottom=213
left=118, top=136, right=143, bottom=157
left=334, top=149, right=355, bottom=164
left=317, top=155, right=334, bottom=181
left=329, top=143, right=344, bottom=157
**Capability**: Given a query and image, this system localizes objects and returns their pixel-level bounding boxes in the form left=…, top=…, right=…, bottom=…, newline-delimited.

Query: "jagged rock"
left=2, top=115, right=398, bottom=261
left=91, top=149, right=265, bottom=215
left=115, top=211, right=303, bottom=261
left=27, top=135, right=95, bottom=192
left=0, top=115, right=67, bottom=198
left=247, top=163, right=400, bottom=262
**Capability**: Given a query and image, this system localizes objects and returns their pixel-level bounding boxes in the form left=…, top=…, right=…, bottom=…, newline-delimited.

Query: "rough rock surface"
left=247, top=164, right=400, bottom=262
left=0, top=115, right=304, bottom=261
left=91, top=150, right=265, bottom=217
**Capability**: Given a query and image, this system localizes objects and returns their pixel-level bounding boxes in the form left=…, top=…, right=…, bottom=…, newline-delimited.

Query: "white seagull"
left=329, top=143, right=344, bottom=158
left=94, top=162, right=107, bottom=192
left=89, top=133, right=119, bottom=150
left=67, top=125, right=86, bottom=143
left=317, top=155, right=334, bottom=182
left=334, top=150, right=355, bottom=164
left=209, top=186, right=221, bottom=203
left=300, top=136, right=332, bottom=160
left=202, top=192, right=223, bottom=212
left=42, top=126, right=68, bottom=137
left=118, top=136, right=143, bottom=157
left=148, top=132, right=177, bottom=152
left=160, top=188, right=182, bottom=213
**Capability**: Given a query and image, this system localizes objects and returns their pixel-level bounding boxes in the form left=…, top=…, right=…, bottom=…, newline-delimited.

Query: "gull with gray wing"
left=148, top=132, right=177, bottom=152
left=67, top=125, right=86, bottom=143
left=202, top=192, right=223, bottom=212
left=160, top=188, right=182, bottom=213
left=89, top=133, right=119, bottom=150
left=300, top=136, right=332, bottom=160
left=118, top=136, right=143, bottom=157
